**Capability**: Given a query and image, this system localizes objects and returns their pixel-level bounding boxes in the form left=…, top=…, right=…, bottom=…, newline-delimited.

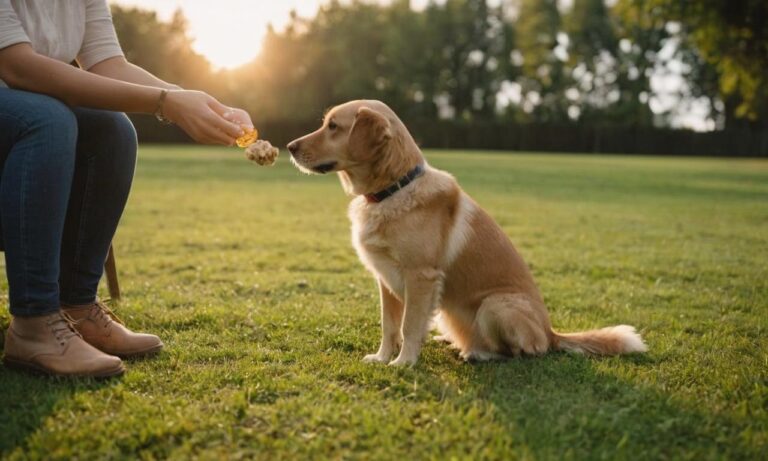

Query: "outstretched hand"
left=220, top=107, right=254, bottom=132
left=161, top=90, right=245, bottom=145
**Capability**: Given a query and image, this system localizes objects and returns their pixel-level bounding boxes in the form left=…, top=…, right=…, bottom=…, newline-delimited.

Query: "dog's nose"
left=287, top=141, right=300, bottom=156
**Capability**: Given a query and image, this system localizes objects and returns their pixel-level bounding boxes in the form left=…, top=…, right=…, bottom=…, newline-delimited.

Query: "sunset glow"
left=110, top=1, right=436, bottom=69
left=110, top=0, right=324, bottom=69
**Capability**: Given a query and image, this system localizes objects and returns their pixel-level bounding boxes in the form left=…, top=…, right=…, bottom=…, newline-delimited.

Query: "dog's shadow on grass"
left=366, top=348, right=755, bottom=459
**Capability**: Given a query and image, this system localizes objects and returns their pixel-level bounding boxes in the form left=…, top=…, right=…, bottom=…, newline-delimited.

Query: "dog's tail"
left=551, top=325, right=647, bottom=355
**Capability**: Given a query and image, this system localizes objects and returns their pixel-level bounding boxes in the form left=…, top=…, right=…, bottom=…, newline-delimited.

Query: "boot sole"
left=109, top=343, right=164, bottom=360
left=3, top=356, right=125, bottom=379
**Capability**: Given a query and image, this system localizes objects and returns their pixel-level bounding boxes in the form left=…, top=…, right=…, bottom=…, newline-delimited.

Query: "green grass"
left=1, top=146, right=766, bottom=460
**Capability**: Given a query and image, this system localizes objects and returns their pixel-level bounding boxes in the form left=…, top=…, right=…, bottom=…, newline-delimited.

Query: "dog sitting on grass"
left=287, top=100, right=647, bottom=366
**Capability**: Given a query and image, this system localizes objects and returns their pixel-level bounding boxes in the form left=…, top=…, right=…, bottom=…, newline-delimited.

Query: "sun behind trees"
left=110, top=0, right=767, bottom=136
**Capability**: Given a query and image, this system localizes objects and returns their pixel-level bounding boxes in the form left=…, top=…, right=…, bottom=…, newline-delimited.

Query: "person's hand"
left=161, top=90, right=244, bottom=145
left=221, top=107, right=254, bottom=132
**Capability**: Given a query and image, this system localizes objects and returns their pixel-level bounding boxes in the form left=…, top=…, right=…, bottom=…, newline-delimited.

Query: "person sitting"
left=0, top=0, right=253, bottom=377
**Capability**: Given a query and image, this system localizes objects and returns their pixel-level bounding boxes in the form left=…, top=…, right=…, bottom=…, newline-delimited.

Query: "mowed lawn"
left=0, top=146, right=766, bottom=460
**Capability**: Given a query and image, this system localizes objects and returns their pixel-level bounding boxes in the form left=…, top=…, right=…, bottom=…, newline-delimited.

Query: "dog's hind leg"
left=431, top=311, right=467, bottom=349
left=431, top=312, right=453, bottom=344
left=460, top=293, right=552, bottom=361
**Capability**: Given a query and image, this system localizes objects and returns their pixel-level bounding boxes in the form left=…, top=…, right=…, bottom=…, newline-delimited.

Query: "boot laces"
left=91, top=300, right=125, bottom=328
left=49, top=312, right=82, bottom=344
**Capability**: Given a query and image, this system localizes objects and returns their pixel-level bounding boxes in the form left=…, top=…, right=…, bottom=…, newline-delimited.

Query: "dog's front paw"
left=362, top=353, right=389, bottom=364
left=388, top=354, right=418, bottom=367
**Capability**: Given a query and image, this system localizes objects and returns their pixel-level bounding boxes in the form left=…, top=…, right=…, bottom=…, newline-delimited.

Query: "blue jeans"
left=0, top=88, right=137, bottom=317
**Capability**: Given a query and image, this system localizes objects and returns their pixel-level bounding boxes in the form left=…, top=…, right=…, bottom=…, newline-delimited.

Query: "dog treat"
left=244, top=139, right=279, bottom=166
left=236, top=128, right=259, bottom=148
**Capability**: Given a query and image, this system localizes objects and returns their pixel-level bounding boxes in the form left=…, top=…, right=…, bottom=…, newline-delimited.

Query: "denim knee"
left=21, top=97, right=79, bottom=176
left=31, top=99, right=80, bottom=182
left=25, top=96, right=79, bottom=149
left=74, top=110, right=137, bottom=179
left=108, top=113, right=138, bottom=175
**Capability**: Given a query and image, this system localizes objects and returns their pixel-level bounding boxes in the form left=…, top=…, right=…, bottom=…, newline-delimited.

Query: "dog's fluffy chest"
left=345, top=168, right=467, bottom=300
left=349, top=198, right=407, bottom=297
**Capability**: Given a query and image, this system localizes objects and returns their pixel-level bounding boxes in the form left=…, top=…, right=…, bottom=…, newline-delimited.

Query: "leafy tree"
left=609, top=0, right=670, bottom=126
left=565, top=0, right=625, bottom=122
left=111, top=6, right=218, bottom=93
left=638, top=0, right=768, bottom=125
left=515, top=0, right=569, bottom=122
left=421, top=0, right=516, bottom=120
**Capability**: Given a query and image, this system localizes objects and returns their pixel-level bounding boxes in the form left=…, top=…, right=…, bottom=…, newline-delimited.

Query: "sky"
left=111, top=0, right=329, bottom=69
left=110, top=0, right=711, bottom=131
left=111, top=0, right=435, bottom=69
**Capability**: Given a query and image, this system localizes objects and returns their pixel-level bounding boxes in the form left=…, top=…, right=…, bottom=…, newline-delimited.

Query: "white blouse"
left=0, top=0, right=124, bottom=87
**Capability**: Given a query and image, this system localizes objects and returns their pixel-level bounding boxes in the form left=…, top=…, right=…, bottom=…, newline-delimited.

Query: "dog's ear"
left=348, top=107, right=392, bottom=160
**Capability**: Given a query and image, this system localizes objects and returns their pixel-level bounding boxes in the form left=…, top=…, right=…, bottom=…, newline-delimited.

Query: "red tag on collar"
left=365, top=194, right=381, bottom=203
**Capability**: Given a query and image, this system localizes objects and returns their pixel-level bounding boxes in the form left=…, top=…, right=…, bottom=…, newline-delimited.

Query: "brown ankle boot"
left=62, top=301, right=163, bottom=358
left=3, top=312, right=124, bottom=377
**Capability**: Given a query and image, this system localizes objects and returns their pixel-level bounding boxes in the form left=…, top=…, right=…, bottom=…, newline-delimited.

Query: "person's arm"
left=76, top=0, right=253, bottom=137
left=1, top=43, right=158, bottom=111
left=0, top=43, right=242, bottom=145
left=89, top=56, right=180, bottom=90
left=87, top=57, right=253, bottom=130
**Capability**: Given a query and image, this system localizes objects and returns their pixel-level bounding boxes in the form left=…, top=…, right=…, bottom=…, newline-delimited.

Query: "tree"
left=111, top=6, right=218, bottom=94
left=609, top=0, right=669, bottom=126
left=565, top=0, right=624, bottom=122
left=420, top=0, right=516, bottom=120
left=515, top=0, right=570, bottom=122
left=638, top=0, right=768, bottom=125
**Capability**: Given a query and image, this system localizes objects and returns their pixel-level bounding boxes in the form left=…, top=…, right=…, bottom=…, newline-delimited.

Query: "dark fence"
left=129, top=114, right=768, bottom=157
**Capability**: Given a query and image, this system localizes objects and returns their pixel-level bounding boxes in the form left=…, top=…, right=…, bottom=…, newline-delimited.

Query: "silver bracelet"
left=153, top=89, right=173, bottom=125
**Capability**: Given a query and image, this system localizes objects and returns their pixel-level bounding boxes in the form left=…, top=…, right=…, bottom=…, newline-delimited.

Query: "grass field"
left=0, top=146, right=766, bottom=460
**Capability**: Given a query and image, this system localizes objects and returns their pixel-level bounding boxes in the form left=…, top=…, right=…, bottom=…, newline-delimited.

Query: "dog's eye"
left=328, top=121, right=338, bottom=131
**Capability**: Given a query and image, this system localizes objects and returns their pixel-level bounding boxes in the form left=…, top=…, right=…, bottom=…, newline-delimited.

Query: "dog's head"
left=287, top=100, right=422, bottom=195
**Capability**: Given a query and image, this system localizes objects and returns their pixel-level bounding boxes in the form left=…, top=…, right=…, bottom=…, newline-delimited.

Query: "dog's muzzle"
left=312, top=162, right=338, bottom=174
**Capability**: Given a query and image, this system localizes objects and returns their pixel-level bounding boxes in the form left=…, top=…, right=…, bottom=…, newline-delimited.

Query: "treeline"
left=113, top=0, right=768, bottom=156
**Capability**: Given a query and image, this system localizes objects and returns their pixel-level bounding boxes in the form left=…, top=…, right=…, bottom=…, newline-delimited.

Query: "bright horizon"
left=110, top=0, right=328, bottom=70
left=110, top=0, right=434, bottom=70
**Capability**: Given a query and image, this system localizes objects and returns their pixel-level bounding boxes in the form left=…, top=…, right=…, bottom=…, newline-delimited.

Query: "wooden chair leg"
left=104, top=244, right=121, bottom=301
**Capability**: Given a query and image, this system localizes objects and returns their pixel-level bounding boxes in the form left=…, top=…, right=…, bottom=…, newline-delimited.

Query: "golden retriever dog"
left=287, top=100, right=647, bottom=366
